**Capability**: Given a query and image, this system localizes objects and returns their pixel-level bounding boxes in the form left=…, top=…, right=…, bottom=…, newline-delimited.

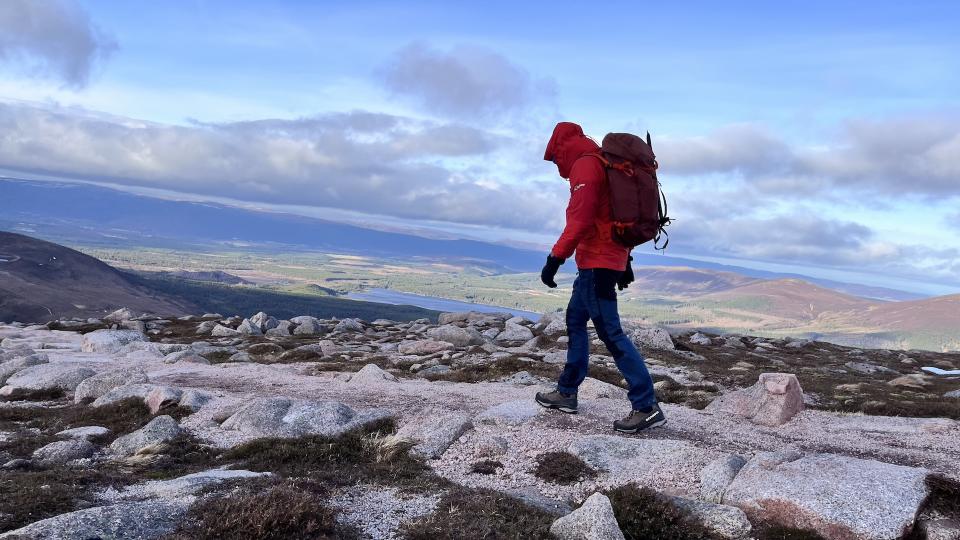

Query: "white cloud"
left=0, top=0, right=116, bottom=88
left=0, top=102, right=564, bottom=231
left=380, top=42, right=556, bottom=119
left=656, top=114, right=960, bottom=200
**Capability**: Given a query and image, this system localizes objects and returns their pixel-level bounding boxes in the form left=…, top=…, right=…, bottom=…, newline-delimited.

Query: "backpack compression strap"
left=584, top=153, right=657, bottom=177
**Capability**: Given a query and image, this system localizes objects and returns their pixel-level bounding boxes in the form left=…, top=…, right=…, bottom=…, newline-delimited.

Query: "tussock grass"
left=533, top=451, right=595, bottom=485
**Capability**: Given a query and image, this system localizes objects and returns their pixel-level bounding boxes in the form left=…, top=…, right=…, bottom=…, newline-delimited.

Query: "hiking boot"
left=535, top=390, right=578, bottom=414
left=613, top=404, right=667, bottom=433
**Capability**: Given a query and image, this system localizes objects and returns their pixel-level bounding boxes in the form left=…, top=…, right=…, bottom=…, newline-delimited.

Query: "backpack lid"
left=601, top=133, right=656, bottom=167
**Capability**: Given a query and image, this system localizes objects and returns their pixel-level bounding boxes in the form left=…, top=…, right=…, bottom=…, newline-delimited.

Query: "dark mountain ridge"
left=0, top=231, right=197, bottom=322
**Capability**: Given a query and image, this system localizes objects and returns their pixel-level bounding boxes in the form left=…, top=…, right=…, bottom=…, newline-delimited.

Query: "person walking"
left=534, top=121, right=666, bottom=433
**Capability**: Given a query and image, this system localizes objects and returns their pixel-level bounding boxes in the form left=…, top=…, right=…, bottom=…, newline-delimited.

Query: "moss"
left=164, top=478, right=359, bottom=540
left=401, top=486, right=555, bottom=540
left=607, top=484, right=721, bottom=540
left=470, top=459, right=503, bottom=475
left=533, top=451, right=595, bottom=485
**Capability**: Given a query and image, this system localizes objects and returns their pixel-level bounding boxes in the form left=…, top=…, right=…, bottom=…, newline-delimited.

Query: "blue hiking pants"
left=556, top=268, right=657, bottom=410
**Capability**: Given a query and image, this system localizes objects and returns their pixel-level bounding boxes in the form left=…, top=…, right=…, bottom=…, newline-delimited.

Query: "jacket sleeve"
left=551, top=158, right=603, bottom=259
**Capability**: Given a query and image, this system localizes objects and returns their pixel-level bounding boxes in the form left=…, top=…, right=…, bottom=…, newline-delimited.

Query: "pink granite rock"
left=706, top=373, right=804, bottom=427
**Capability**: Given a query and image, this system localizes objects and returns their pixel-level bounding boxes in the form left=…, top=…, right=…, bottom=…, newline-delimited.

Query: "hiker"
left=534, top=121, right=666, bottom=433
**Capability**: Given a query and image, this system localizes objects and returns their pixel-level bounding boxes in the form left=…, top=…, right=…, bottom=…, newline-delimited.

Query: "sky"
left=0, top=0, right=959, bottom=295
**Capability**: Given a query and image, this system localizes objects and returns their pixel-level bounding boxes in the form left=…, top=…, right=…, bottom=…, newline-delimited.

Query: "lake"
left=346, top=288, right=542, bottom=321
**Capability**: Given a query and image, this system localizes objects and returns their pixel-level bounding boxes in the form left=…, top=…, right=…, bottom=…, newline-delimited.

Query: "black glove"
left=540, top=255, right=565, bottom=288
left=617, top=256, right=635, bottom=291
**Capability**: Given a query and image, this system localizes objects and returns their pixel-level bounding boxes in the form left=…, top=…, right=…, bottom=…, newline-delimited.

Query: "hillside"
left=0, top=231, right=197, bottom=322
left=0, top=232, right=439, bottom=324
left=696, top=278, right=879, bottom=322
left=630, top=266, right=759, bottom=296
left=855, top=293, right=960, bottom=332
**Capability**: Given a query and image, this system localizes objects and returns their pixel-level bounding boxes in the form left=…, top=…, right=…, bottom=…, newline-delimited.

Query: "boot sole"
left=613, top=418, right=667, bottom=434
left=535, top=397, right=578, bottom=414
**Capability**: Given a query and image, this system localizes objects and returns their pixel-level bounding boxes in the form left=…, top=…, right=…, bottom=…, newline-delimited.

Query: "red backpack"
left=588, top=132, right=671, bottom=250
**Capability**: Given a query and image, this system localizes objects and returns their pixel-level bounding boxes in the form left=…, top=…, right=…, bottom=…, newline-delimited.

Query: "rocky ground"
left=1, top=308, right=958, bottom=540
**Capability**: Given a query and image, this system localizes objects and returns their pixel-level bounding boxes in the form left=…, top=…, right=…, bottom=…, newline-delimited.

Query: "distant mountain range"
left=0, top=177, right=927, bottom=301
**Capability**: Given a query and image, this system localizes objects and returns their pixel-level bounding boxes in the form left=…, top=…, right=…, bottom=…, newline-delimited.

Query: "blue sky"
left=1, top=0, right=958, bottom=294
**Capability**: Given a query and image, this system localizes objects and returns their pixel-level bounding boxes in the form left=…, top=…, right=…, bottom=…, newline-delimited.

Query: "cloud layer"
left=656, top=116, right=960, bottom=199
left=0, top=102, right=563, bottom=231
left=0, top=0, right=116, bottom=87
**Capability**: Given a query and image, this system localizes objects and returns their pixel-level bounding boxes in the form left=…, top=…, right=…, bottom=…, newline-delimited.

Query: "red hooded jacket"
left=545, top=122, right=629, bottom=271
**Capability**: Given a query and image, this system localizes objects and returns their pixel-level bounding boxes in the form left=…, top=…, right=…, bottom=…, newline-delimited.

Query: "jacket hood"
left=544, top=121, right=600, bottom=179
